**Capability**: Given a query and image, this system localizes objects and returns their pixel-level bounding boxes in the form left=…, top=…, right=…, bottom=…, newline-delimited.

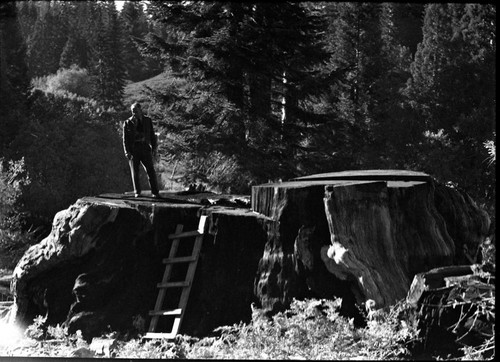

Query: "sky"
left=115, top=1, right=149, bottom=12
left=115, top=1, right=125, bottom=11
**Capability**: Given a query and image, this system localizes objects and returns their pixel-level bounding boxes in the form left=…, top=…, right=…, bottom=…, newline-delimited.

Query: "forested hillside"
left=0, top=2, right=496, bottom=266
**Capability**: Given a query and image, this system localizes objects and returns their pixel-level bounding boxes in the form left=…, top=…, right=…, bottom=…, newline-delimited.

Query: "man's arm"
left=123, top=121, right=132, bottom=159
left=149, top=118, right=158, bottom=152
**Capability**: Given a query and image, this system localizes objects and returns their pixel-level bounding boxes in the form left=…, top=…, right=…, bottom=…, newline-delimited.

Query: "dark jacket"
left=122, top=115, right=157, bottom=158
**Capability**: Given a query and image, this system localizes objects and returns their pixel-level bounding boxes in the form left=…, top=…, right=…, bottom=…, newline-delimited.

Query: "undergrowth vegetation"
left=0, top=158, right=39, bottom=269
left=0, top=269, right=495, bottom=360
left=0, top=298, right=420, bottom=359
left=182, top=299, right=419, bottom=360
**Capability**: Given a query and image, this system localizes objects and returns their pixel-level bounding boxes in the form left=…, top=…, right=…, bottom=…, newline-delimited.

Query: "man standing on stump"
left=123, top=102, right=161, bottom=198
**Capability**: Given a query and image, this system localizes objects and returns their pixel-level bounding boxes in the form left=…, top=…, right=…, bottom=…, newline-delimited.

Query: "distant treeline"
left=16, top=0, right=163, bottom=107
left=0, top=2, right=496, bottom=242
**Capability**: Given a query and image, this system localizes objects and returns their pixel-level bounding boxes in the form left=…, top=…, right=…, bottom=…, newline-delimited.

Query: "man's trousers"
left=128, top=142, right=159, bottom=195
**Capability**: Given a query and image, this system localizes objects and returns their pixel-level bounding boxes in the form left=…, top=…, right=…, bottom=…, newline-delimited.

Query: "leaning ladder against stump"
left=145, top=215, right=207, bottom=339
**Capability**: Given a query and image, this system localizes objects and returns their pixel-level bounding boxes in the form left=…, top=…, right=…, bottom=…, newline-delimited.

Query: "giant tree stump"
left=8, top=170, right=490, bottom=339
left=252, top=170, right=490, bottom=310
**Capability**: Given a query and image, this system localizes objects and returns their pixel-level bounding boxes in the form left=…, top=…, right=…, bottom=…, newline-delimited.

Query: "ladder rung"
left=144, top=332, right=177, bottom=339
left=168, top=230, right=202, bottom=239
left=157, top=281, right=190, bottom=288
left=163, top=255, right=197, bottom=264
left=149, top=308, right=183, bottom=316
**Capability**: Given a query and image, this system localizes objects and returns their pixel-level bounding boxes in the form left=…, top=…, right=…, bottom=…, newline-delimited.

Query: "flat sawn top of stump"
left=292, top=169, right=431, bottom=182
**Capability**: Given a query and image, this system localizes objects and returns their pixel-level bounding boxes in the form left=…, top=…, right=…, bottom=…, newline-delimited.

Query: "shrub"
left=116, top=338, right=190, bottom=359
left=7, top=295, right=495, bottom=359
left=0, top=157, right=29, bottom=229
left=6, top=90, right=130, bottom=223
left=0, top=158, right=38, bottom=268
left=24, top=315, right=47, bottom=340
left=178, top=151, right=253, bottom=194
left=483, top=137, right=495, bottom=167
left=186, top=298, right=419, bottom=360
left=33, top=65, right=94, bottom=99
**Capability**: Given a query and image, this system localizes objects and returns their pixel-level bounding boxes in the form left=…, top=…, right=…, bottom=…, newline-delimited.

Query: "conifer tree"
left=367, top=3, right=415, bottom=167
left=322, top=2, right=413, bottom=168
left=106, top=2, right=126, bottom=108
left=247, top=3, right=329, bottom=176
left=120, top=0, right=154, bottom=81
left=25, top=2, right=68, bottom=77
left=56, top=0, right=91, bottom=70
left=406, top=3, right=496, bottom=203
left=0, top=1, right=29, bottom=153
left=16, top=1, right=38, bottom=39
left=392, top=3, right=425, bottom=56
left=89, top=1, right=126, bottom=109
left=410, top=4, right=495, bottom=144
left=60, top=31, right=90, bottom=69
left=140, top=2, right=329, bottom=182
left=65, top=0, right=102, bottom=43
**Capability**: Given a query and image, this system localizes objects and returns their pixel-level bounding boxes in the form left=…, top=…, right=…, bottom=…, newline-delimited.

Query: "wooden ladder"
left=144, top=215, right=207, bottom=339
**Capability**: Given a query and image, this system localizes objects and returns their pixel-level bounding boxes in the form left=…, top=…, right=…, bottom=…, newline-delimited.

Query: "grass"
left=123, top=71, right=181, bottom=111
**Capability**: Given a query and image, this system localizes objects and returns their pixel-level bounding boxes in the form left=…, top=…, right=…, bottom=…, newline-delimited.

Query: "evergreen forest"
left=0, top=1, right=496, bottom=266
